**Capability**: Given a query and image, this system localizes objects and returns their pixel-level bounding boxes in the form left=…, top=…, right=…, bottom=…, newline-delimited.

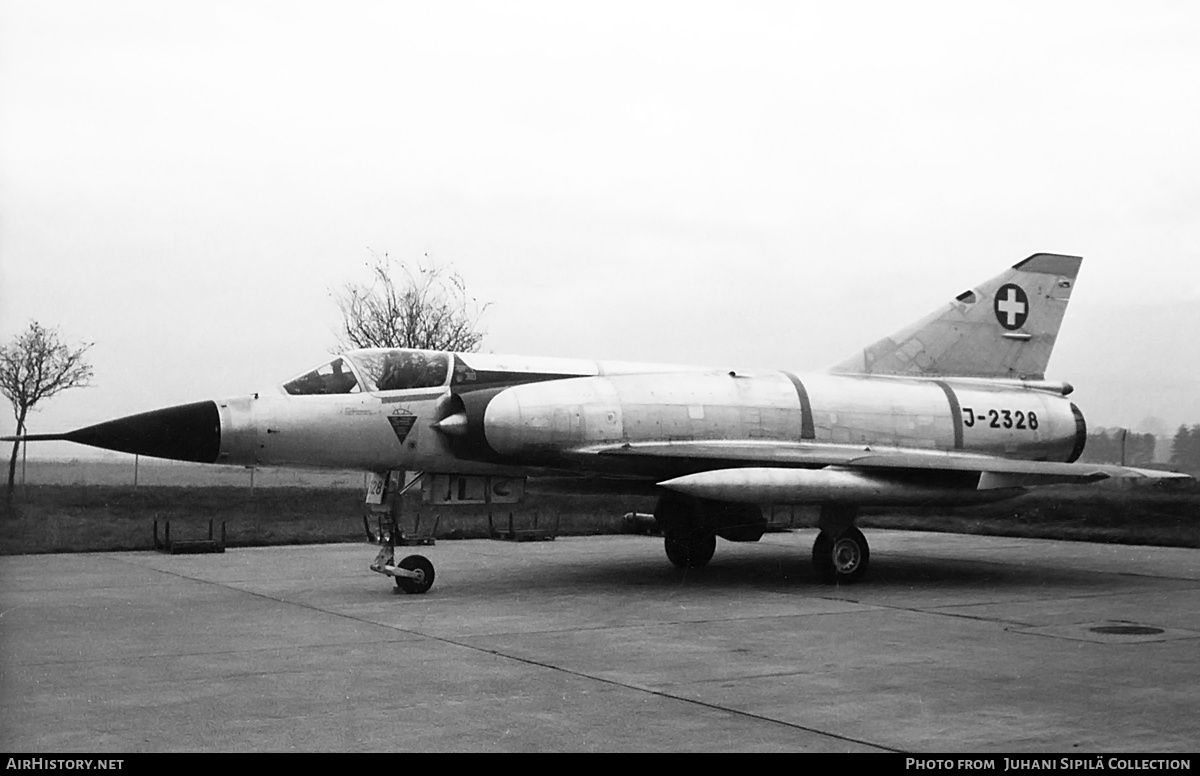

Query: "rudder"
left=831, top=253, right=1082, bottom=380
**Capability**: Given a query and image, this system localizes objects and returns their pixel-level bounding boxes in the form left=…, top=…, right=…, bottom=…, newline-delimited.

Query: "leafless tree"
left=332, top=252, right=489, bottom=353
left=1, top=322, right=94, bottom=500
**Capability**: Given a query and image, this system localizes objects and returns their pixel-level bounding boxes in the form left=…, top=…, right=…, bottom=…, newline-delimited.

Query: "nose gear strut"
left=368, top=471, right=436, bottom=594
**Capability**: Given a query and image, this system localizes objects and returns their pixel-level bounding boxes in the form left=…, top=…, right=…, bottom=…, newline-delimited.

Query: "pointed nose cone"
left=65, top=401, right=221, bottom=463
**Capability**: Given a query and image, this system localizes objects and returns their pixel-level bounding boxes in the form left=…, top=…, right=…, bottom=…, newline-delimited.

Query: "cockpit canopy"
left=348, top=349, right=450, bottom=392
left=282, top=349, right=451, bottom=395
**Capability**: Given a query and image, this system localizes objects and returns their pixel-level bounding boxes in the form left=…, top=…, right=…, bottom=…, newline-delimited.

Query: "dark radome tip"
left=64, top=401, right=221, bottom=463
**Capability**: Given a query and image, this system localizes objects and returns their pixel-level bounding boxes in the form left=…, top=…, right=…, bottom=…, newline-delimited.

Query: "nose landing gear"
left=370, top=544, right=436, bottom=594
left=367, top=470, right=436, bottom=594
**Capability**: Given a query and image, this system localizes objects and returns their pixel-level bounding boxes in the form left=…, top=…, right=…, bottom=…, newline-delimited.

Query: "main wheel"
left=664, top=529, right=716, bottom=569
left=812, top=527, right=869, bottom=584
left=394, top=554, right=435, bottom=594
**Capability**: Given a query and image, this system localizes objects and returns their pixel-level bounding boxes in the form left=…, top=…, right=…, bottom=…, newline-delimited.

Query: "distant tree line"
left=1078, top=425, right=1200, bottom=474
left=1170, top=425, right=1200, bottom=473
left=1079, top=429, right=1157, bottom=467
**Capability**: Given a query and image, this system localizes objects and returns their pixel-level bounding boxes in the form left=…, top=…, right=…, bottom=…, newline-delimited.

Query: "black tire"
left=653, top=492, right=694, bottom=536
left=811, top=531, right=833, bottom=581
left=812, top=527, right=869, bottom=584
left=394, top=554, right=435, bottom=594
left=664, top=529, right=716, bottom=569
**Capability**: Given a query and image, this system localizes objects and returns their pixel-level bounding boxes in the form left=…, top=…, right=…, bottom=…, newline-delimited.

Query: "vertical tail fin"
left=831, top=253, right=1082, bottom=380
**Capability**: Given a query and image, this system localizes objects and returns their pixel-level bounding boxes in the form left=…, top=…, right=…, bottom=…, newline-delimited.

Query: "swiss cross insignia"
left=994, top=284, right=1029, bottom=330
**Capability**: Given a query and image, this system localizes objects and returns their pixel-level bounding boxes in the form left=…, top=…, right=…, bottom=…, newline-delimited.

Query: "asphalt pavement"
left=2, top=530, right=1197, bottom=752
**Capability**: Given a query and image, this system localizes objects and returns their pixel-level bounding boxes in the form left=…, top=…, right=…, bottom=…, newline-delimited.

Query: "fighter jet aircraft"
left=8, top=253, right=1189, bottom=591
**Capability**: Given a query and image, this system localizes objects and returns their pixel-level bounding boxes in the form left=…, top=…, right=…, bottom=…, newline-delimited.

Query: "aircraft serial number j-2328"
left=10, top=253, right=1190, bottom=592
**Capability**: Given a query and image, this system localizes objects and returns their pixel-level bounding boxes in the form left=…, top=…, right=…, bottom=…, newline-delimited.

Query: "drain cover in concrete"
left=1009, top=620, right=1200, bottom=644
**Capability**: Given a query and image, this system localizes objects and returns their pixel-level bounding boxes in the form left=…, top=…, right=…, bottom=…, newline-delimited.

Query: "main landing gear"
left=656, top=492, right=716, bottom=569
left=811, top=525, right=869, bottom=584
left=811, top=505, right=869, bottom=584
left=655, top=492, right=765, bottom=570
left=654, top=493, right=871, bottom=584
left=663, top=527, right=717, bottom=569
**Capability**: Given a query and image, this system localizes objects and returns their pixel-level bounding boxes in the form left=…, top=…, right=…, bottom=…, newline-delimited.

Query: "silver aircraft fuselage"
left=213, top=349, right=1085, bottom=485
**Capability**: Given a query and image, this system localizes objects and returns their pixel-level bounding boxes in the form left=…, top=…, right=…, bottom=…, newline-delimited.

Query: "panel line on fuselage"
left=933, top=380, right=965, bottom=450
left=378, top=391, right=447, bottom=403
left=779, top=371, right=816, bottom=441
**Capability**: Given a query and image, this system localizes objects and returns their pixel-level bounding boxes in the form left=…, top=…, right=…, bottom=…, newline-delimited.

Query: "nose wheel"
left=393, top=554, right=435, bottom=594
left=370, top=544, right=436, bottom=594
left=812, top=527, right=869, bottom=584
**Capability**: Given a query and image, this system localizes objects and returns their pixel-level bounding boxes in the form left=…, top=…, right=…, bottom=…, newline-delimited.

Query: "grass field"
left=12, top=457, right=363, bottom=489
left=2, top=458, right=1198, bottom=555
left=862, top=484, right=1200, bottom=548
left=0, top=480, right=655, bottom=555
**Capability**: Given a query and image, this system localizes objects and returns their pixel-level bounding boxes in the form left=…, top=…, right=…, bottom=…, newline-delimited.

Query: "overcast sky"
left=2, top=1, right=1198, bottom=458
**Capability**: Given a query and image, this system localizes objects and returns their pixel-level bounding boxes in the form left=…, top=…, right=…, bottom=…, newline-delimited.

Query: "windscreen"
left=282, top=357, right=361, bottom=395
